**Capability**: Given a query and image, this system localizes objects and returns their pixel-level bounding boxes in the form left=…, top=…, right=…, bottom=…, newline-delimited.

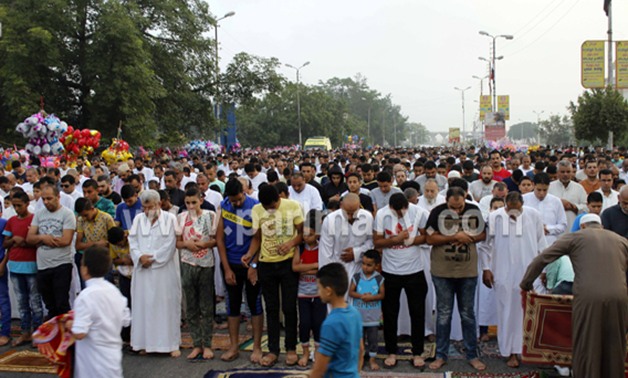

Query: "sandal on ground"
left=383, top=355, right=397, bottom=369
left=12, top=334, right=31, bottom=347
left=411, top=355, right=425, bottom=369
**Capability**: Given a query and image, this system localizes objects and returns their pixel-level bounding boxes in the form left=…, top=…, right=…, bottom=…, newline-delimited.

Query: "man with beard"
left=415, top=161, right=447, bottom=194
left=128, top=190, right=181, bottom=357
left=97, top=175, right=122, bottom=205
left=549, top=160, right=587, bottom=230
left=26, top=185, right=76, bottom=317
left=469, top=165, right=497, bottom=202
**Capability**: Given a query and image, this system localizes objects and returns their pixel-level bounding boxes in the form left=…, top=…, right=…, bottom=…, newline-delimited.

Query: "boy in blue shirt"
left=349, top=249, right=385, bottom=370
left=310, top=263, right=363, bottom=378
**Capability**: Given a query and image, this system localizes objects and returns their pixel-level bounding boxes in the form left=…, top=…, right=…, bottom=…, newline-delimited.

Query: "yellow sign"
left=581, top=40, right=605, bottom=88
left=497, top=95, right=510, bottom=121
left=449, top=128, right=460, bottom=144
left=479, top=95, right=492, bottom=120
left=616, top=41, right=628, bottom=88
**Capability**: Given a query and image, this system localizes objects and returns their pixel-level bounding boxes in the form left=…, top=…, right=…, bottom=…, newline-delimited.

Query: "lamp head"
left=479, top=31, right=490, bottom=37
left=224, top=11, right=236, bottom=18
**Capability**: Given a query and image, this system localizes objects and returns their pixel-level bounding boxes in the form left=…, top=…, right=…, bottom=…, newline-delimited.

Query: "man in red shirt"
left=490, top=150, right=511, bottom=182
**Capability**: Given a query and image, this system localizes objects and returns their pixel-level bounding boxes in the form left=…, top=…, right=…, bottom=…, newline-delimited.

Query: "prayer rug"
left=205, top=369, right=443, bottom=378
left=181, top=332, right=251, bottom=350
left=446, top=373, right=541, bottom=378
left=0, top=350, right=57, bottom=374
left=240, top=335, right=436, bottom=360
left=521, top=292, right=628, bottom=369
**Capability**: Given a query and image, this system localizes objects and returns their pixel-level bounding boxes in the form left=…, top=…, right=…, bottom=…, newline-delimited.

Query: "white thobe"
left=129, top=211, right=182, bottom=353
left=288, top=184, right=323, bottom=215
left=522, top=193, right=567, bottom=245
left=72, top=278, right=131, bottom=378
left=481, top=206, right=547, bottom=356
left=318, top=209, right=373, bottom=279
left=597, top=188, right=619, bottom=212
left=417, top=194, right=445, bottom=335
left=548, top=180, right=587, bottom=230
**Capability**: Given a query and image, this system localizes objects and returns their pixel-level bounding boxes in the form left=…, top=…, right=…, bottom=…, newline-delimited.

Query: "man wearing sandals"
left=425, top=187, right=487, bottom=371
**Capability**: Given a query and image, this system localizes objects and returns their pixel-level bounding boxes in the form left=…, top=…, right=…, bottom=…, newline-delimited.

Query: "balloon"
left=33, top=146, right=41, bottom=156
left=42, top=144, right=51, bottom=154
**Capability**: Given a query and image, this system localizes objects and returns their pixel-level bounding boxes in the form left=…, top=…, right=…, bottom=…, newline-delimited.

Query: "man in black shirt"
left=96, top=174, right=122, bottom=205
left=164, top=170, right=185, bottom=207
left=601, top=185, right=628, bottom=239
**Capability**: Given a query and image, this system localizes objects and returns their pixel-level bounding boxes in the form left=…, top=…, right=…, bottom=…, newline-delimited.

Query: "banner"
left=448, top=128, right=460, bottom=144
left=484, top=112, right=506, bottom=141
left=616, top=41, right=628, bottom=88
left=581, top=40, right=605, bottom=88
left=479, top=95, right=492, bottom=120
left=497, top=95, right=510, bottom=120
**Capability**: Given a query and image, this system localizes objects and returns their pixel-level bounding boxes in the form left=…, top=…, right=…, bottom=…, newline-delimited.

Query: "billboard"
left=497, top=95, right=510, bottom=120
left=479, top=95, right=492, bottom=120
left=484, top=112, right=506, bottom=141
left=616, top=41, right=628, bottom=88
left=581, top=40, right=605, bottom=88
left=449, top=128, right=460, bottom=144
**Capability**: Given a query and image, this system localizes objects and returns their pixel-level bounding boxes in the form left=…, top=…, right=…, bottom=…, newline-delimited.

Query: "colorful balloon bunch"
left=184, top=140, right=223, bottom=155
left=60, top=127, right=101, bottom=160
left=1, top=148, right=29, bottom=170
left=15, top=112, right=67, bottom=156
left=101, top=138, right=133, bottom=164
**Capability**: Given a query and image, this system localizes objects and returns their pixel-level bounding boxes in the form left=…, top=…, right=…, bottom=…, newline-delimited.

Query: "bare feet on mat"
left=285, top=351, right=298, bottom=366
left=506, top=354, right=519, bottom=368
left=298, top=353, right=309, bottom=367
left=170, top=349, right=181, bottom=358
left=369, top=357, right=380, bottom=370
left=383, top=354, right=397, bottom=368
left=0, top=336, right=10, bottom=346
left=260, top=353, right=278, bottom=367
left=221, top=349, right=240, bottom=362
left=202, top=347, right=214, bottom=360
left=429, top=358, right=447, bottom=370
left=187, top=347, right=202, bottom=360
left=479, top=333, right=490, bottom=342
left=470, top=358, right=487, bottom=370
left=12, top=334, right=31, bottom=347
left=412, top=355, right=425, bottom=368
left=250, top=349, right=262, bottom=364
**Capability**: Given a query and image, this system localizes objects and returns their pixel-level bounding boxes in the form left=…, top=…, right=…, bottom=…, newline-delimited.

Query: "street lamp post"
left=479, top=31, right=513, bottom=112
left=533, top=110, right=544, bottom=145
left=454, top=86, right=471, bottom=139
left=286, top=61, right=310, bottom=147
left=472, top=75, right=489, bottom=96
left=212, top=11, right=235, bottom=140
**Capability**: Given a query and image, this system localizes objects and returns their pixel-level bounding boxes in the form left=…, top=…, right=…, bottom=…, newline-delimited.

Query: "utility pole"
left=286, top=61, right=311, bottom=147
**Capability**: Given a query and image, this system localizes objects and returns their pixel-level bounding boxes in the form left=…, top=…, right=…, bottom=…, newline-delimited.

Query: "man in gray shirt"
left=27, top=185, right=76, bottom=317
left=370, top=171, right=402, bottom=210
left=415, top=161, right=447, bottom=195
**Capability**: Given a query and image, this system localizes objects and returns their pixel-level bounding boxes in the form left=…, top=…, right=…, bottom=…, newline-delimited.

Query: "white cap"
left=447, top=170, right=461, bottom=179
left=580, top=213, right=601, bottom=225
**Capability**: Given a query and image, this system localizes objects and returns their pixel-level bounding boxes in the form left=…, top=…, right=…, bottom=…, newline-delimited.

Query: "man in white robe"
left=129, top=190, right=182, bottom=356
left=416, top=179, right=445, bottom=339
left=318, top=193, right=373, bottom=280
left=481, top=192, right=547, bottom=368
left=548, top=160, right=586, bottom=230
left=522, top=172, right=567, bottom=246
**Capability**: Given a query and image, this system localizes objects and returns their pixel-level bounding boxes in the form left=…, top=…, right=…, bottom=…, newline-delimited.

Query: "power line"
left=504, top=0, right=572, bottom=49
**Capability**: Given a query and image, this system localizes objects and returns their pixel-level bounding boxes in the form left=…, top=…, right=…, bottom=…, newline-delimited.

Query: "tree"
left=405, top=122, right=430, bottom=146
left=539, top=115, right=574, bottom=146
left=507, top=122, right=539, bottom=141
left=569, top=87, right=628, bottom=145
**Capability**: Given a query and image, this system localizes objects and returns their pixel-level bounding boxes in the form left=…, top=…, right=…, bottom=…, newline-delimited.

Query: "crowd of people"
left=0, top=144, right=626, bottom=377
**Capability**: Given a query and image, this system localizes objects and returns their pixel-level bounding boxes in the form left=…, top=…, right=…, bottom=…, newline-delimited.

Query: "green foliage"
left=569, top=87, right=628, bottom=145
left=507, top=122, right=539, bottom=141
left=539, top=115, right=574, bottom=146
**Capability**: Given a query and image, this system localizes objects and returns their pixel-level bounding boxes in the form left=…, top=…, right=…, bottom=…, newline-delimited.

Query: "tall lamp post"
left=454, top=86, right=471, bottom=139
left=286, top=61, right=310, bottom=147
left=533, top=110, right=544, bottom=145
left=478, top=31, right=513, bottom=112
left=212, top=11, right=235, bottom=142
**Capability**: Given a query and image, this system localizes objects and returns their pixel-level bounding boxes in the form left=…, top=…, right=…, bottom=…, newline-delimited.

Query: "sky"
left=210, top=0, right=627, bottom=133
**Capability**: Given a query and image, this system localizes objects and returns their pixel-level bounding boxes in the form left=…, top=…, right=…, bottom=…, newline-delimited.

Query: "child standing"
left=292, top=209, right=326, bottom=367
left=349, top=249, right=385, bottom=371
left=67, top=246, right=131, bottom=378
left=2, top=191, right=42, bottom=346
left=310, top=263, right=364, bottom=378
left=107, top=227, right=133, bottom=342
